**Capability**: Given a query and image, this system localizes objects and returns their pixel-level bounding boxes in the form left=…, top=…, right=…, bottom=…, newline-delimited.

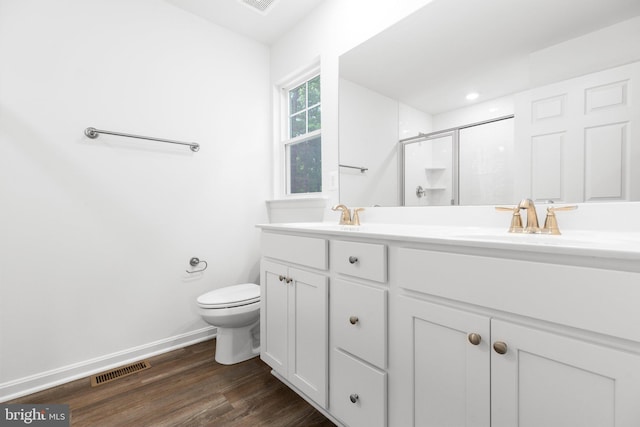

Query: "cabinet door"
left=288, top=267, right=328, bottom=407
left=491, top=320, right=640, bottom=427
left=260, top=259, right=289, bottom=376
left=396, top=297, right=491, bottom=427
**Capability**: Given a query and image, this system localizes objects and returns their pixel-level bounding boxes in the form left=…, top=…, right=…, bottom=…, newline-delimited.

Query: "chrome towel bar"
left=339, top=164, right=368, bottom=173
left=84, top=127, right=200, bottom=152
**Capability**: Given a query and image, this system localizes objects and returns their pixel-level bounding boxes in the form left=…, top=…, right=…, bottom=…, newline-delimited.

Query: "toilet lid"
left=197, top=283, right=260, bottom=309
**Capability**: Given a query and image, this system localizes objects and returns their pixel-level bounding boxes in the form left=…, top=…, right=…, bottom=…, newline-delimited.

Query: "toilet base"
left=215, top=319, right=260, bottom=365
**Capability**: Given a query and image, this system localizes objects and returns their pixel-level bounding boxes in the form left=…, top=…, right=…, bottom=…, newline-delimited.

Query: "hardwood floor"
left=8, top=340, right=335, bottom=427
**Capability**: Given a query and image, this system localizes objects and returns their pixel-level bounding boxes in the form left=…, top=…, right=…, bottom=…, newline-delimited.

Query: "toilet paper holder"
left=186, top=257, right=208, bottom=274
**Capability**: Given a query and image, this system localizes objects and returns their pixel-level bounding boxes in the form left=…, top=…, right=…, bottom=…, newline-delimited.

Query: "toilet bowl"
left=196, top=283, right=260, bottom=365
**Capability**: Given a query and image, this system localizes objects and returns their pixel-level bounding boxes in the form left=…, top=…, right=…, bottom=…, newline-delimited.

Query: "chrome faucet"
left=332, top=204, right=352, bottom=225
left=518, top=199, right=540, bottom=233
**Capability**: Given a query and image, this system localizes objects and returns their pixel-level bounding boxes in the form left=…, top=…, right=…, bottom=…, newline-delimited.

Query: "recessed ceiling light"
left=238, top=0, right=279, bottom=14
left=465, top=92, right=479, bottom=101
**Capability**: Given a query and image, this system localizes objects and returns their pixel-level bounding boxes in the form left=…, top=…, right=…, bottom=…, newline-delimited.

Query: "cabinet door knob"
left=278, top=275, right=285, bottom=282
left=285, top=277, right=292, bottom=284
left=349, top=393, right=359, bottom=404
left=493, top=341, right=508, bottom=355
left=468, top=333, right=482, bottom=345
left=348, top=256, right=358, bottom=264
left=349, top=316, right=359, bottom=325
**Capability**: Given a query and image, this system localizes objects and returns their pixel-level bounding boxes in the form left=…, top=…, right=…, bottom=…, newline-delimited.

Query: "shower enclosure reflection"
left=402, top=116, right=515, bottom=206
left=403, top=131, right=454, bottom=206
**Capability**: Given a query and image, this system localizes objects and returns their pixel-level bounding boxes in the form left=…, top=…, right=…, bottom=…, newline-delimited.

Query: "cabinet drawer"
left=396, top=247, right=640, bottom=343
left=261, top=232, right=327, bottom=270
left=330, top=349, right=386, bottom=427
left=331, top=279, right=387, bottom=368
left=332, top=240, right=387, bottom=282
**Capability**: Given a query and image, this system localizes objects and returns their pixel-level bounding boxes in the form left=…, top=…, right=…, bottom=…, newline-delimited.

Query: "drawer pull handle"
left=468, top=333, right=482, bottom=345
left=348, top=256, right=359, bottom=264
left=349, top=316, right=359, bottom=325
left=493, top=341, right=508, bottom=355
left=349, top=393, right=359, bottom=404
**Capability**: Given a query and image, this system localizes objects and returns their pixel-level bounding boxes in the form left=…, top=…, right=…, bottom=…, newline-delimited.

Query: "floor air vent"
left=90, top=360, right=151, bottom=387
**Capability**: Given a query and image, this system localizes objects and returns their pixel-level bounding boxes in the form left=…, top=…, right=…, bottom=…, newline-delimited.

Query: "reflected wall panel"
left=584, top=123, right=627, bottom=201
left=531, top=132, right=564, bottom=201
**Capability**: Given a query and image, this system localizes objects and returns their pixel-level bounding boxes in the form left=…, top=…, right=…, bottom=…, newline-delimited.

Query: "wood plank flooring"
left=8, top=340, right=335, bottom=427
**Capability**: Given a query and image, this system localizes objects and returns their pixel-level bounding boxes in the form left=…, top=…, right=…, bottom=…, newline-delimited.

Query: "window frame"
left=278, top=67, right=322, bottom=197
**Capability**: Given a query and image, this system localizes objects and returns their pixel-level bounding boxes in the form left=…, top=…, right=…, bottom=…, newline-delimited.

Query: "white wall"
left=529, top=15, right=640, bottom=88
left=339, top=79, right=435, bottom=207
left=432, top=95, right=515, bottom=132
left=269, top=0, right=434, bottom=219
left=399, top=102, right=433, bottom=141
left=339, top=79, right=399, bottom=207
left=0, top=0, right=270, bottom=400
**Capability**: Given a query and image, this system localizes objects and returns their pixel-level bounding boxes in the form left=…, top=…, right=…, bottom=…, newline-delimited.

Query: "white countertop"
left=257, top=222, right=640, bottom=272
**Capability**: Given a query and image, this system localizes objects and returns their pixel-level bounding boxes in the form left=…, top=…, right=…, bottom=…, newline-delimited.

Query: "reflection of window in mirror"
left=281, top=72, right=322, bottom=195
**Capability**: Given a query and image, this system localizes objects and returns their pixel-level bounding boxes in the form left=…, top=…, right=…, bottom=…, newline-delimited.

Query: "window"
left=283, top=74, right=321, bottom=194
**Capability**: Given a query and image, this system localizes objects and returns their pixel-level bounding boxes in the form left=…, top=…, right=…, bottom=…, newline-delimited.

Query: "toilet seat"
left=197, top=283, right=260, bottom=309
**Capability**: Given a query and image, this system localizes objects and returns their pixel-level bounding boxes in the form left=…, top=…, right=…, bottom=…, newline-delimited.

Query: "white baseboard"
left=0, top=326, right=216, bottom=402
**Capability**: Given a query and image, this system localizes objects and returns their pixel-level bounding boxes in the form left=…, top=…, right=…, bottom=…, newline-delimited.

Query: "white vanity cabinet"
left=329, top=240, right=388, bottom=427
left=260, top=232, right=329, bottom=407
left=393, top=247, right=640, bottom=427
left=259, top=222, right=640, bottom=427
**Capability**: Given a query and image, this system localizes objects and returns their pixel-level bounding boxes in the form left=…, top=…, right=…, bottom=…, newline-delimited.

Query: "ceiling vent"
left=238, top=0, right=279, bottom=14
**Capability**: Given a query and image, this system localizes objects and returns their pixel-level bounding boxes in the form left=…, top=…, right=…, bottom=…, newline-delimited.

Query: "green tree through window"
left=286, top=74, right=321, bottom=194
left=290, top=136, right=321, bottom=193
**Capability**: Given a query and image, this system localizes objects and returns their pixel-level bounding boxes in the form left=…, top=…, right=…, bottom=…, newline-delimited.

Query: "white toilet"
left=196, top=283, right=260, bottom=365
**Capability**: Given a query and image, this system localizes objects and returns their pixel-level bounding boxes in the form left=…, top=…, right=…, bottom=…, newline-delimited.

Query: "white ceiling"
left=165, top=0, right=325, bottom=45
left=340, top=0, right=640, bottom=115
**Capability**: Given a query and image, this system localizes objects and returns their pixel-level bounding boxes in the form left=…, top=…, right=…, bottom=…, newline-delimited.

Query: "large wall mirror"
left=338, top=0, right=640, bottom=206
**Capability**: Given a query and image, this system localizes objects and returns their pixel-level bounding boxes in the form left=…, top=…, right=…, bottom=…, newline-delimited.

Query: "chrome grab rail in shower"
left=84, top=127, right=200, bottom=152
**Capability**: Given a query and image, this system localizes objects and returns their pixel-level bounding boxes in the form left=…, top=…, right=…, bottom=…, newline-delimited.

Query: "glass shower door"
left=402, top=131, right=455, bottom=206
left=458, top=117, right=514, bottom=205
